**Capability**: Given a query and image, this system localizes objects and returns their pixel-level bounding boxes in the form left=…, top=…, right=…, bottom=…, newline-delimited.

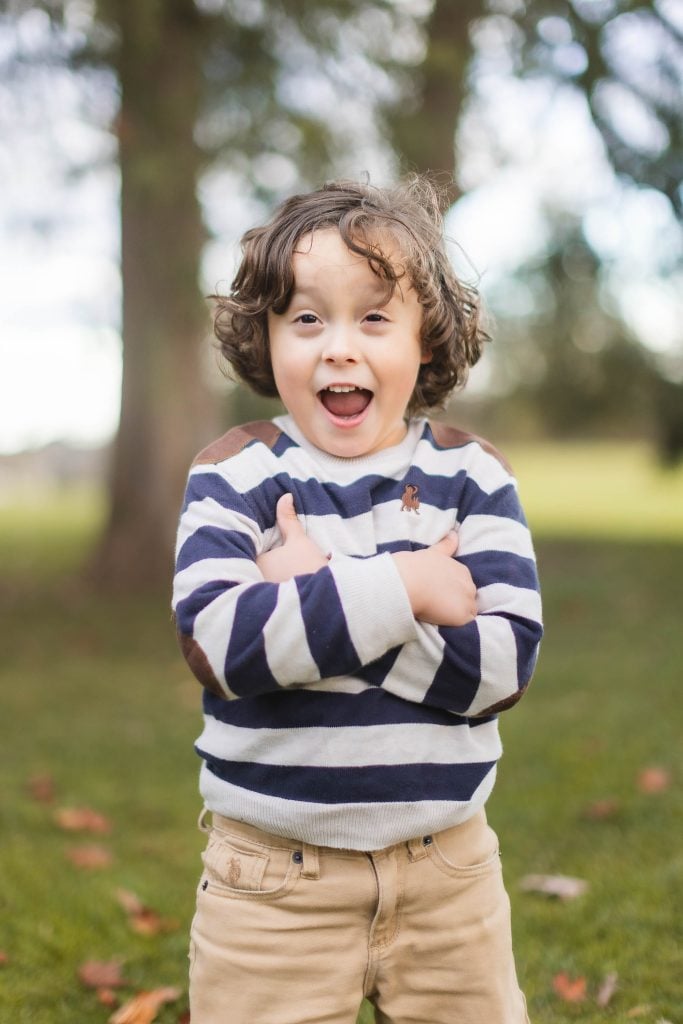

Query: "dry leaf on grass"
left=97, top=989, right=121, bottom=1008
left=519, top=874, right=588, bottom=899
left=54, top=806, right=112, bottom=833
left=108, top=987, right=182, bottom=1024
left=583, top=798, right=621, bottom=820
left=553, top=972, right=587, bottom=1003
left=115, top=889, right=147, bottom=916
left=637, top=766, right=671, bottom=794
left=596, top=971, right=618, bottom=1007
left=115, top=889, right=179, bottom=936
left=626, top=1007, right=652, bottom=1018
left=66, top=844, right=114, bottom=869
left=26, top=774, right=57, bottom=804
left=78, top=960, right=128, bottom=989
left=0, top=951, right=8, bottom=966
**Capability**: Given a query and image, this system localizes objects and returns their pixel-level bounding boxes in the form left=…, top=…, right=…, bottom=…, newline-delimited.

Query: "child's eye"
left=364, top=312, right=388, bottom=323
left=294, top=313, right=319, bottom=325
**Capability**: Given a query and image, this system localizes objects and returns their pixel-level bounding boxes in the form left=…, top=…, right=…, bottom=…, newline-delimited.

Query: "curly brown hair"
left=212, top=177, right=489, bottom=414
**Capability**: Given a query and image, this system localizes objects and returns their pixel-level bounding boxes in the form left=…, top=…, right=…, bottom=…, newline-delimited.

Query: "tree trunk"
left=88, top=1, right=216, bottom=591
left=389, top=0, right=485, bottom=203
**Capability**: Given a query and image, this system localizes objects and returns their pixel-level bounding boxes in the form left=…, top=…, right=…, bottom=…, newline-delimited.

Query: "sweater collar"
left=273, top=414, right=428, bottom=480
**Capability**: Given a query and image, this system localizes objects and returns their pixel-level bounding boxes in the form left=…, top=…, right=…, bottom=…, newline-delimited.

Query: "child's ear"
left=420, top=348, right=432, bottom=365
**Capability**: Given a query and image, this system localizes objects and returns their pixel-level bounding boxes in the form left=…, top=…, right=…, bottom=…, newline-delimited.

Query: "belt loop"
left=300, top=842, right=320, bottom=880
left=197, top=806, right=212, bottom=833
left=407, top=835, right=427, bottom=861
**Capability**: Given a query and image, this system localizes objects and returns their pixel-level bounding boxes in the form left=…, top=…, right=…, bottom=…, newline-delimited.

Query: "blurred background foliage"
left=0, top=0, right=682, bottom=587
left=1, top=5, right=682, bottom=1020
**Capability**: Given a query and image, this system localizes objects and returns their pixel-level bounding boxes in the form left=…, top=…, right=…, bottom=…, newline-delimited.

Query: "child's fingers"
left=431, top=530, right=459, bottom=558
left=275, top=493, right=304, bottom=540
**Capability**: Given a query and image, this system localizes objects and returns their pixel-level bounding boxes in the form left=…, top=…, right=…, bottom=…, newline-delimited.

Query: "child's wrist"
left=391, top=551, right=421, bottom=617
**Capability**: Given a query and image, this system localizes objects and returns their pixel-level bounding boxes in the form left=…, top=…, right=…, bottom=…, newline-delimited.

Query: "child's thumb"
left=276, top=493, right=303, bottom=540
left=433, top=529, right=459, bottom=558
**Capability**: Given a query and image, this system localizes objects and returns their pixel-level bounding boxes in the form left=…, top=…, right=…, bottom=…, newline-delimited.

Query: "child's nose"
left=322, top=326, right=360, bottom=363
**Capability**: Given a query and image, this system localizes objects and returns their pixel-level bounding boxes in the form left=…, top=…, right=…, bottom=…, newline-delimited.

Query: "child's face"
left=267, top=228, right=429, bottom=459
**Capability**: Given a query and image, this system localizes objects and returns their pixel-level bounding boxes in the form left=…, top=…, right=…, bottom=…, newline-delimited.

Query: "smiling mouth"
left=318, top=385, right=373, bottom=418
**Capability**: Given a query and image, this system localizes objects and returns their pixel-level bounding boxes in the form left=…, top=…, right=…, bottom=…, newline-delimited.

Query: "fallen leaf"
left=0, top=951, right=8, bottom=966
left=66, top=844, right=113, bottom=869
left=115, top=889, right=179, bottom=936
left=54, top=806, right=112, bottom=833
left=627, top=1007, right=653, bottom=1018
left=131, top=911, right=179, bottom=937
left=553, top=972, right=587, bottom=1003
left=116, top=888, right=146, bottom=915
left=78, top=960, right=127, bottom=989
left=519, top=874, right=588, bottom=900
left=637, top=767, right=671, bottom=794
left=97, top=989, right=120, bottom=1008
left=109, top=987, right=182, bottom=1024
left=177, top=1012, right=190, bottom=1024
left=596, top=971, right=618, bottom=1007
left=584, top=798, right=620, bottom=820
left=26, top=774, right=57, bottom=804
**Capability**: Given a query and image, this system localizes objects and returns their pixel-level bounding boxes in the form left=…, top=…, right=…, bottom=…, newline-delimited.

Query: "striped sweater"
left=172, top=414, right=543, bottom=850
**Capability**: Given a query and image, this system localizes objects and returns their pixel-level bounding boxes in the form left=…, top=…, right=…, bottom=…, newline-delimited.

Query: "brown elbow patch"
left=178, top=632, right=226, bottom=698
left=475, top=685, right=528, bottom=717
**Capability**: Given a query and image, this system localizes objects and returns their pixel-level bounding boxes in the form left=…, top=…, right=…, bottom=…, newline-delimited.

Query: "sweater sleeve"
left=370, top=470, right=543, bottom=718
left=172, top=462, right=418, bottom=699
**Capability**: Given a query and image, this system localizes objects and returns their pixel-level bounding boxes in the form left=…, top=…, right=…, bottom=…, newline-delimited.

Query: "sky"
left=1, top=11, right=681, bottom=455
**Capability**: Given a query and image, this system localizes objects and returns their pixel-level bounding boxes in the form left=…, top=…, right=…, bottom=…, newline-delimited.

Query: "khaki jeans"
left=189, top=809, right=530, bottom=1024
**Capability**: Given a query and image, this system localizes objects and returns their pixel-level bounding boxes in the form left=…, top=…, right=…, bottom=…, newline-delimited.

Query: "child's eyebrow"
left=288, top=280, right=396, bottom=306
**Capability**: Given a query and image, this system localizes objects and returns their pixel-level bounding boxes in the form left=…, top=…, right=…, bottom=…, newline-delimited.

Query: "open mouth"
left=318, top=385, right=373, bottom=420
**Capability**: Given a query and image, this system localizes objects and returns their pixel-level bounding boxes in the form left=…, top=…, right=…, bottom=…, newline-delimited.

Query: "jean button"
left=423, top=835, right=433, bottom=846
left=292, top=850, right=303, bottom=864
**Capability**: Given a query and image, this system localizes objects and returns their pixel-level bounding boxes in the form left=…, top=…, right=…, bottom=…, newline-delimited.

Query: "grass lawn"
left=0, top=443, right=681, bottom=1023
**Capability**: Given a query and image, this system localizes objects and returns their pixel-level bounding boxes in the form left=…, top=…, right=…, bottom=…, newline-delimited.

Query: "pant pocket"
left=425, top=814, right=501, bottom=879
left=200, top=826, right=302, bottom=901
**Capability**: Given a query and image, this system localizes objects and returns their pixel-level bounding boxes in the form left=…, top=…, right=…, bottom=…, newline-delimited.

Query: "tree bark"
left=389, top=0, right=484, bottom=203
left=88, top=0, right=216, bottom=590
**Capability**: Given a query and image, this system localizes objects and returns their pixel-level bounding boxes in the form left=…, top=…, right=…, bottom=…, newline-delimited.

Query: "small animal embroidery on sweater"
left=400, top=484, right=420, bottom=514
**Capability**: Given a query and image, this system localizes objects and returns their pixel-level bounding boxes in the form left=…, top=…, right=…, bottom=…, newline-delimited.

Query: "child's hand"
left=392, top=531, right=477, bottom=627
left=257, top=493, right=329, bottom=583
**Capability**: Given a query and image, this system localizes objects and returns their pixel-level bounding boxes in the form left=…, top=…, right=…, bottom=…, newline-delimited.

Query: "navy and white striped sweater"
left=173, top=414, right=543, bottom=850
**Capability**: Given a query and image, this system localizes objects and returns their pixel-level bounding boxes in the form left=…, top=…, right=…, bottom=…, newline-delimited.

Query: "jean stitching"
left=200, top=861, right=301, bottom=901
left=426, top=844, right=501, bottom=878
left=211, top=825, right=294, bottom=855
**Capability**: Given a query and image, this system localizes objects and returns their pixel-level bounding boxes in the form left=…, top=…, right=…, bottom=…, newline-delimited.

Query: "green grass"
left=509, top=440, right=683, bottom=541
left=0, top=443, right=681, bottom=1022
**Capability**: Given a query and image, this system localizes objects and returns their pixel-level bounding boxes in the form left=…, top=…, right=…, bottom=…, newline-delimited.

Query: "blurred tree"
left=507, top=0, right=683, bottom=219
left=1, top=0, right=418, bottom=588
left=388, top=0, right=682, bottom=459
left=389, top=0, right=683, bottom=216
left=388, top=0, right=482, bottom=205
left=2, top=0, right=681, bottom=591
left=485, top=212, right=659, bottom=439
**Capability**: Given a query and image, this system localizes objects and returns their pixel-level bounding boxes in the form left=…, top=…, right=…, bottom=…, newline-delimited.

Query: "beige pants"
left=189, top=809, right=530, bottom=1024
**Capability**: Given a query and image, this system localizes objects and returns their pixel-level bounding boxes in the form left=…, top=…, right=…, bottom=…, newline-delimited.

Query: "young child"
left=172, top=178, right=543, bottom=1024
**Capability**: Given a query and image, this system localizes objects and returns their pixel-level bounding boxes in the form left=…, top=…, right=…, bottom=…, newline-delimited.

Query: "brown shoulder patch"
left=192, top=420, right=282, bottom=467
left=428, top=421, right=513, bottom=475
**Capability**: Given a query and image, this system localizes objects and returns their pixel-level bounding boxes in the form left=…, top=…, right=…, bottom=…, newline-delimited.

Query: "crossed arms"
left=173, top=469, right=542, bottom=717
